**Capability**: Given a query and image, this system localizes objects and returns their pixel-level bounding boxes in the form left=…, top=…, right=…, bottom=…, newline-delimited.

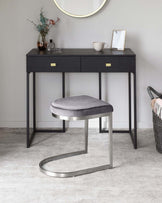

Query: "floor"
left=0, top=128, right=162, bottom=203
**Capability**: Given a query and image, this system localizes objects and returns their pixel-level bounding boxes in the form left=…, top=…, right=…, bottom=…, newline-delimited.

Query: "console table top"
left=27, top=48, right=135, bottom=57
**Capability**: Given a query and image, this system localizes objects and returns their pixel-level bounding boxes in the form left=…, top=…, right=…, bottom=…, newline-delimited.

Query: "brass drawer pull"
left=105, top=63, right=111, bottom=67
left=50, top=63, right=56, bottom=67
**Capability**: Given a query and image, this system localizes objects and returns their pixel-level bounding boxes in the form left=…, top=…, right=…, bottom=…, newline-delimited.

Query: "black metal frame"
left=26, top=72, right=65, bottom=148
left=27, top=71, right=137, bottom=149
left=98, top=72, right=137, bottom=149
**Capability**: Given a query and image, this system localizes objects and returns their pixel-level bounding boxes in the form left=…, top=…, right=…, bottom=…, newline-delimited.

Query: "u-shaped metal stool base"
left=39, top=112, right=113, bottom=178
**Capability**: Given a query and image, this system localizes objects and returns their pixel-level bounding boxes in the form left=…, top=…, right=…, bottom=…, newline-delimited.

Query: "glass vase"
left=37, top=34, right=47, bottom=51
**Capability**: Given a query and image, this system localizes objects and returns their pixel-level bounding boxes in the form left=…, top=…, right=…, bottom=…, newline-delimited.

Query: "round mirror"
left=53, top=0, right=107, bottom=18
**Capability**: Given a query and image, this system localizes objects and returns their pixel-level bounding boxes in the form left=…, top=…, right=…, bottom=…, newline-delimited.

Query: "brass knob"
left=105, top=63, right=111, bottom=67
left=50, top=63, right=56, bottom=67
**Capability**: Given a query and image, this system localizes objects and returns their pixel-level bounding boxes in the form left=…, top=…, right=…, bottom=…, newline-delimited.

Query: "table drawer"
left=81, top=56, right=134, bottom=72
left=27, top=56, right=80, bottom=72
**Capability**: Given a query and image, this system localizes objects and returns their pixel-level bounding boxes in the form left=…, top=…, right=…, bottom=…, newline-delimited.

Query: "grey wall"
left=0, top=0, right=162, bottom=129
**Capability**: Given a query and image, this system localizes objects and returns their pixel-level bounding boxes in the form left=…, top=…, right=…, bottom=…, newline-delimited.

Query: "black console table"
left=26, top=48, right=136, bottom=148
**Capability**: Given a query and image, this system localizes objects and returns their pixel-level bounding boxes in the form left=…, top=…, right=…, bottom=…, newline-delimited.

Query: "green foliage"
left=40, top=11, right=48, bottom=25
left=28, top=9, right=60, bottom=37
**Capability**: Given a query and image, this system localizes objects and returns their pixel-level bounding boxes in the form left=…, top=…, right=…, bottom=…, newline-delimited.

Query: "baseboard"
left=0, top=120, right=153, bottom=129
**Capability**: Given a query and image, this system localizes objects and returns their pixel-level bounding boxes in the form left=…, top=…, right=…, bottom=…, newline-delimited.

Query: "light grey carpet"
left=0, top=128, right=162, bottom=203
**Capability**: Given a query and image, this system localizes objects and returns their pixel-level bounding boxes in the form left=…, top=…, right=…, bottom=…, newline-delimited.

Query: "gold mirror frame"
left=53, top=0, right=107, bottom=18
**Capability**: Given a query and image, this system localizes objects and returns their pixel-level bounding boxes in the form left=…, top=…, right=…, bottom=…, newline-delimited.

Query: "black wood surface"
left=27, top=56, right=80, bottom=72
left=27, top=48, right=135, bottom=73
left=27, top=48, right=135, bottom=57
left=81, top=56, right=135, bottom=72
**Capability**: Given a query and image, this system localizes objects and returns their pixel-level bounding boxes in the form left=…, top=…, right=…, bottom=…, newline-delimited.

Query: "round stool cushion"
left=50, top=95, right=113, bottom=117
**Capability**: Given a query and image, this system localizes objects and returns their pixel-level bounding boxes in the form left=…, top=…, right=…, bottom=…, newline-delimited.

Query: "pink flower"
left=49, top=19, right=55, bottom=25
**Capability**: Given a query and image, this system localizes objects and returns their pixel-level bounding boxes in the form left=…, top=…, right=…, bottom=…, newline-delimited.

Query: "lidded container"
left=47, top=39, right=55, bottom=51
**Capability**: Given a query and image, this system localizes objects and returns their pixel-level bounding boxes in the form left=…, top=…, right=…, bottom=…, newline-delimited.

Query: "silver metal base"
left=39, top=113, right=113, bottom=178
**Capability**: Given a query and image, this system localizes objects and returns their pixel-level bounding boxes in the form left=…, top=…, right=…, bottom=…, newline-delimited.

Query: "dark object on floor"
left=152, top=112, right=162, bottom=153
left=147, top=86, right=162, bottom=153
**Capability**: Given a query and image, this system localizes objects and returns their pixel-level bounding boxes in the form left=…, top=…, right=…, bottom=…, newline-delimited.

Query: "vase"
left=37, top=34, right=47, bottom=51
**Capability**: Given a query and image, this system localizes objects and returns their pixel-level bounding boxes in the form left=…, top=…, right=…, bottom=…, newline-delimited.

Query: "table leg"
left=33, top=72, right=36, bottom=132
left=62, top=72, right=65, bottom=132
left=128, top=72, right=132, bottom=133
left=134, top=72, right=137, bottom=148
left=99, top=72, right=102, bottom=133
left=27, top=72, right=30, bottom=148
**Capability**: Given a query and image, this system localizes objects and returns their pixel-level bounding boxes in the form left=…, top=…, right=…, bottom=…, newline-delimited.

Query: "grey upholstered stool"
left=39, top=95, right=113, bottom=178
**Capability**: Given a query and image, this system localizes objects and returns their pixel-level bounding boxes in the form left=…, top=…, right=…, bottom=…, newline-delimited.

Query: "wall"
left=0, top=0, right=162, bottom=129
